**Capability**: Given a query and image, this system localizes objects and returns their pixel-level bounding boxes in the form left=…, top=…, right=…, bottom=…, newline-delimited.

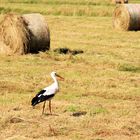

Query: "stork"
left=31, top=71, right=64, bottom=115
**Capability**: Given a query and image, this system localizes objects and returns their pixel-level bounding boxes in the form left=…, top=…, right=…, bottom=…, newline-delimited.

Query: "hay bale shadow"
left=53, top=47, right=84, bottom=55
left=43, top=113, right=59, bottom=116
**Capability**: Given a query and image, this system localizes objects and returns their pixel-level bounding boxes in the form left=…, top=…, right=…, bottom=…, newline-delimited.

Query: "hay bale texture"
left=0, top=13, right=50, bottom=55
left=22, top=13, right=50, bottom=53
left=113, top=4, right=140, bottom=31
left=0, top=13, right=30, bottom=55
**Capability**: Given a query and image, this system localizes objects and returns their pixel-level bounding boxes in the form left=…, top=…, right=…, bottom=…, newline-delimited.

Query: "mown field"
left=0, top=0, right=140, bottom=140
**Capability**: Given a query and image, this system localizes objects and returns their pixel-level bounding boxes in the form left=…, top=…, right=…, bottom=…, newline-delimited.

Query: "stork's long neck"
left=52, top=75, right=59, bottom=87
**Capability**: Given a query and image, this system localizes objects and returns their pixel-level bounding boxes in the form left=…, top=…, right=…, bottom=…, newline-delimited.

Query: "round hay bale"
left=113, top=4, right=140, bottom=31
left=113, top=0, right=128, bottom=4
left=0, top=41, right=11, bottom=55
left=0, top=13, right=30, bottom=55
left=22, top=13, right=50, bottom=53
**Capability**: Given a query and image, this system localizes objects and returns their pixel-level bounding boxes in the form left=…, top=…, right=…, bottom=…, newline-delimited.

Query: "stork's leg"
left=49, top=100, right=52, bottom=115
left=42, top=101, right=46, bottom=115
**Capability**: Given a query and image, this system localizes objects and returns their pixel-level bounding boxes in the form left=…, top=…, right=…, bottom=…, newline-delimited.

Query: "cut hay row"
left=113, top=4, right=140, bottom=31
left=0, top=13, right=50, bottom=55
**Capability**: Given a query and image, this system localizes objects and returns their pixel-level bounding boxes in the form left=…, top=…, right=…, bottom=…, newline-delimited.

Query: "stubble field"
left=0, top=0, right=140, bottom=140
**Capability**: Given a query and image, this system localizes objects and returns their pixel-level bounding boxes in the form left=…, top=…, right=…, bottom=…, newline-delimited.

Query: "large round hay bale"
left=113, top=4, right=140, bottom=31
left=22, top=13, right=50, bottom=53
left=0, top=41, right=11, bottom=55
left=113, top=0, right=128, bottom=4
left=0, top=13, right=50, bottom=55
left=0, top=13, right=30, bottom=55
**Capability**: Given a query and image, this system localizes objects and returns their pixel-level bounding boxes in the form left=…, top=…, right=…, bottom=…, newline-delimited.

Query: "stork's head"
left=51, top=71, right=64, bottom=80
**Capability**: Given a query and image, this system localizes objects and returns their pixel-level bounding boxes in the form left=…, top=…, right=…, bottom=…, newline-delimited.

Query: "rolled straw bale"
left=0, top=41, right=11, bottom=55
left=22, top=13, right=50, bottom=53
left=0, top=13, right=30, bottom=55
left=113, top=4, right=140, bottom=31
left=113, top=0, right=128, bottom=4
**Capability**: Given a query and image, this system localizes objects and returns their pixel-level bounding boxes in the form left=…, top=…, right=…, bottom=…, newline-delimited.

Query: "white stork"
left=31, top=71, right=64, bottom=115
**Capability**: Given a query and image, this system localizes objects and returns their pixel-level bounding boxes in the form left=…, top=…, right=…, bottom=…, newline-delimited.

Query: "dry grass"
left=0, top=0, right=140, bottom=140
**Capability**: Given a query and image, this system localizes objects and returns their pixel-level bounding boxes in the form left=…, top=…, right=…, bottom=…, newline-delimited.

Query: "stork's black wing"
left=31, top=89, right=55, bottom=106
left=36, top=89, right=46, bottom=96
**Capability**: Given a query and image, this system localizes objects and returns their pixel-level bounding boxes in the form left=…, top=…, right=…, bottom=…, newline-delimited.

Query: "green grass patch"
left=90, top=107, right=108, bottom=116
left=0, top=0, right=113, bottom=5
left=119, top=64, right=140, bottom=73
left=66, top=105, right=80, bottom=112
left=0, top=7, right=12, bottom=13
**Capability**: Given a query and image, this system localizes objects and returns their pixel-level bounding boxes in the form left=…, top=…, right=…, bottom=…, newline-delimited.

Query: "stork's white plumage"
left=31, top=71, right=64, bottom=115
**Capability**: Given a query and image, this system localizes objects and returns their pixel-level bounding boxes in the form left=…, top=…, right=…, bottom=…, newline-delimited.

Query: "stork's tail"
left=31, top=96, right=39, bottom=106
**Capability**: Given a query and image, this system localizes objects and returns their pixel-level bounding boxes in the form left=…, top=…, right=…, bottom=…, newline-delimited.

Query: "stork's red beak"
left=56, top=74, right=64, bottom=81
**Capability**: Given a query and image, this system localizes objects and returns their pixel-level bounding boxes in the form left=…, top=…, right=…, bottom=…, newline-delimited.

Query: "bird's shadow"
left=43, top=113, right=59, bottom=116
